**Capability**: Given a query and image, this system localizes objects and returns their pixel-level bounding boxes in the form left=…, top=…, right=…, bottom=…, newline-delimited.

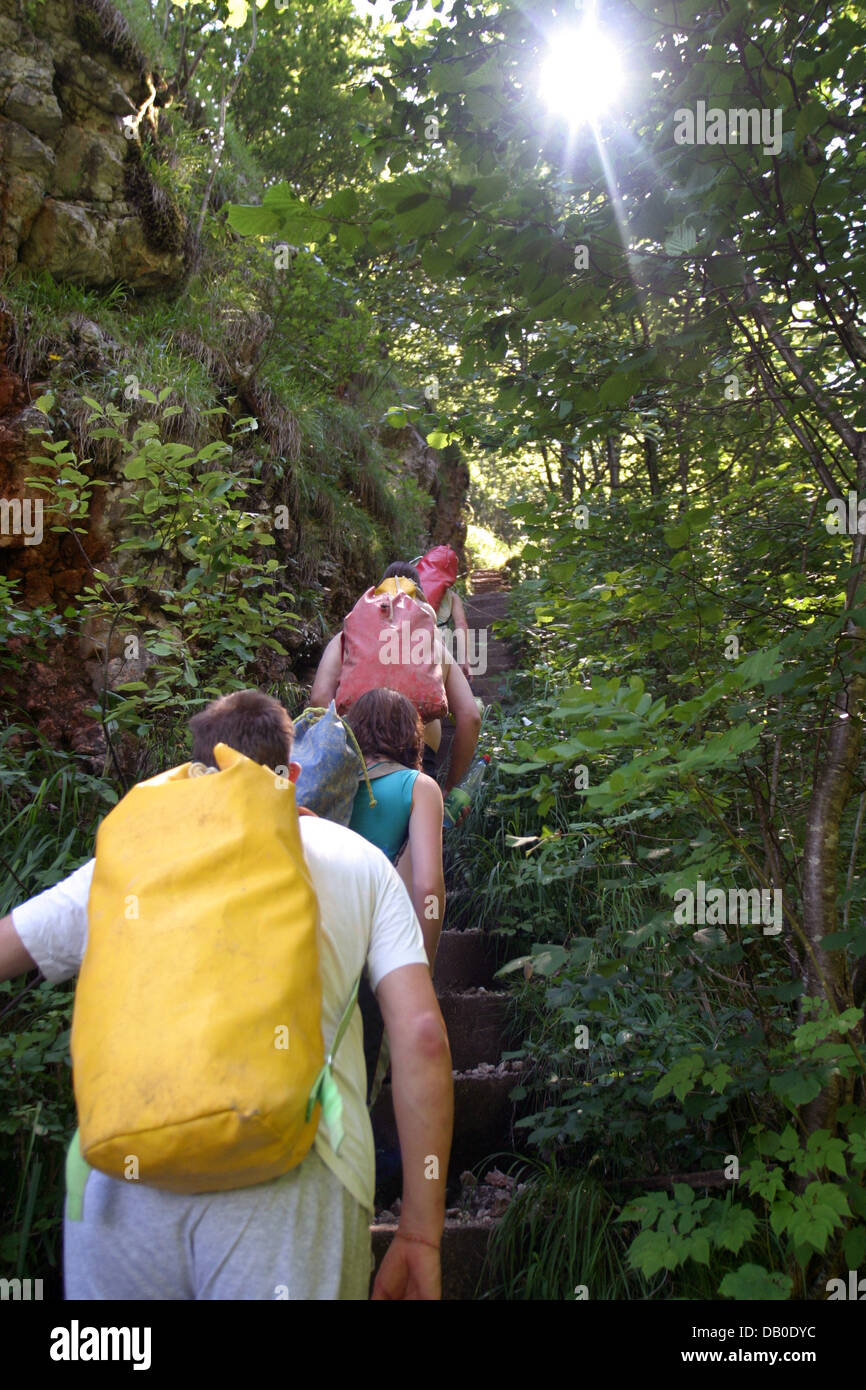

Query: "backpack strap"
left=65, top=1129, right=91, bottom=1222
left=363, top=759, right=409, bottom=781
left=305, top=974, right=361, bottom=1155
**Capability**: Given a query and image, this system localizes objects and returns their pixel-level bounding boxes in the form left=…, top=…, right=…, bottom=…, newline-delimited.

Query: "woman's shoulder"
left=412, top=770, right=444, bottom=802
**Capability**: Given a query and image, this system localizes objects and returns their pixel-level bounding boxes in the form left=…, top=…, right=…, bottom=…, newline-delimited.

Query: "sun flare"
left=539, top=25, right=624, bottom=125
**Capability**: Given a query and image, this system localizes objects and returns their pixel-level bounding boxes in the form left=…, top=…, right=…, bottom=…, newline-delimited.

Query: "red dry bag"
left=416, top=546, right=459, bottom=614
left=335, top=582, right=448, bottom=723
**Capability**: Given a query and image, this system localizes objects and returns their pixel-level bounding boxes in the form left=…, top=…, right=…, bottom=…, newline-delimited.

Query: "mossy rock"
left=123, top=154, right=187, bottom=258
left=72, top=0, right=149, bottom=78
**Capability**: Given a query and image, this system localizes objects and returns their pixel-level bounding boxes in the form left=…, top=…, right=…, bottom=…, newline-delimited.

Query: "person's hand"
left=371, top=1234, right=441, bottom=1300
left=443, top=788, right=471, bottom=827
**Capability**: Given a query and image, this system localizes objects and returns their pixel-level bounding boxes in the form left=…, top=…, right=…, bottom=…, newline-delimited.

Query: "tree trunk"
left=574, top=447, right=587, bottom=498
left=559, top=442, right=574, bottom=503
left=606, top=435, right=620, bottom=489
left=644, top=436, right=660, bottom=497
left=538, top=443, right=554, bottom=491
left=800, top=436, right=866, bottom=1137
left=675, top=421, right=688, bottom=508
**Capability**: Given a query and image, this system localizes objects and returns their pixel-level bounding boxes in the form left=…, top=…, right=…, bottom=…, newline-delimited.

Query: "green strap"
left=305, top=974, right=361, bottom=1154
left=368, top=1034, right=391, bottom=1110
left=65, top=1129, right=91, bottom=1222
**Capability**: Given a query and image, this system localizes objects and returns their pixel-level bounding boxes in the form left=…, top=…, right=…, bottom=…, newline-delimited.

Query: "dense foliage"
left=3, top=0, right=866, bottom=1299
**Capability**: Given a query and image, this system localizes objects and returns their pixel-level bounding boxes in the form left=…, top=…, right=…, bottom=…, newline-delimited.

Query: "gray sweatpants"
left=64, top=1150, right=373, bottom=1300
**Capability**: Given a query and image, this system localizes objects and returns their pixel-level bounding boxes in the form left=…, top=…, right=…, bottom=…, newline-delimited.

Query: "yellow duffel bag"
left=70, top=742, right=351, bottom=1194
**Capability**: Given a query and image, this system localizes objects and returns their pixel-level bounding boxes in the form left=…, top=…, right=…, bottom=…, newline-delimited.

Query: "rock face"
left=380, top=425, right=469, bottom=569
left=0, top=0, right=186, bottom=289
left=0, top=0, right=470, bottom=764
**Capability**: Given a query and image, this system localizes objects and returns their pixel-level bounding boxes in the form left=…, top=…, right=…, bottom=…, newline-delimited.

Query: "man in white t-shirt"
left=0, top=690, right=453, bottom=1300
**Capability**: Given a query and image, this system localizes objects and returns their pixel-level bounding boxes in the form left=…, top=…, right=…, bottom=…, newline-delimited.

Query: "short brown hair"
left=188, top=689, right=293, bottom=770
left=344, top=687, right=423, bottom=769
left=380, top=562, right=428, bottom=605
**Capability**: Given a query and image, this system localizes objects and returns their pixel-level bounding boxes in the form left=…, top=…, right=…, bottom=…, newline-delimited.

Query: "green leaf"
left=719, top=1264, right=793, bottom=1300
left=496, top=955, right=532, bottom=977
left=664, top=223, right=698, bottom=256
left=712, top=1205, right=757, bottom=1254
left=653, top=1052, right=704, bottom=1102
left=393, top=194, right=447, bottom=237
left=320, top=189, right=359, bottom=220
left=225, top=204, right=283, bottom=238
left=421, top=243, right=456, bottom=277
left=769, top=1070, right=824, bottom=1108
left=664, top=523, right=689, bottom=549
left=843, top=1224, right=866, bottom=1268
left=531, top=945, right=570, bottom=977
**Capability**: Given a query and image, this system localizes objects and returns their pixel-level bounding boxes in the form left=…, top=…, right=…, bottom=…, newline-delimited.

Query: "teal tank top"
left=349, top=765, right=419, bottom=862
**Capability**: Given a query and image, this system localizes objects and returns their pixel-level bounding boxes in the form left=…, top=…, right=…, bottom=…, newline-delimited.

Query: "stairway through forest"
left=369, top=569, right=519, bottom=1299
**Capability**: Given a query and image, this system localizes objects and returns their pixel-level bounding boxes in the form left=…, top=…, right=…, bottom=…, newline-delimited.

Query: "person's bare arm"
left=0, top=914, right=38, bottom=980
left=309, top=633, right=343, bottom=708
left=449, top=592, right=472, bottom=681
left=442, top=659, right=482, bottom=792
left=406, top=774, right=445, bottom=967
left=371, top=963, right=453, bottom=1300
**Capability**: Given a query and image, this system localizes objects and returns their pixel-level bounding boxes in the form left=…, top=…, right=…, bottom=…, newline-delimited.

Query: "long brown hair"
left=344, top=687, right=423, bottom=769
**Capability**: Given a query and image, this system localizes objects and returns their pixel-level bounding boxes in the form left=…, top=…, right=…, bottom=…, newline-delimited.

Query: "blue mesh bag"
left=293, top=701, right=375, bottom=826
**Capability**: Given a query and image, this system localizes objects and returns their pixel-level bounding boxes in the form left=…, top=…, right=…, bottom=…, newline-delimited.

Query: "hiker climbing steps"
left=370, top=569, right=519, bottom=1300
left=436, top=571, right=513, bottom=776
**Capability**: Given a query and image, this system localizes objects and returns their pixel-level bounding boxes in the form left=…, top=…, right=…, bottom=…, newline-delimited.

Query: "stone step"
left=474, top=668, right=512, bottom=683
left=370, top=1218, right=496, bottom=1300
left=433, top=928, right=498, bottom=991
left=471, top=650, right=512, bottom=665
left=469, top=580, right=511, bottom=597
left=475, top=636, right=511, bottom=650
left=437, top=990, right=509, bottom=1070
left=372, top=1070, right=516, bottom=1178
left=466, top=602, right=510, bottom=623
left=471, top=682, right=509, bottom=703
left=472, top=667, right=510, bottom=681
